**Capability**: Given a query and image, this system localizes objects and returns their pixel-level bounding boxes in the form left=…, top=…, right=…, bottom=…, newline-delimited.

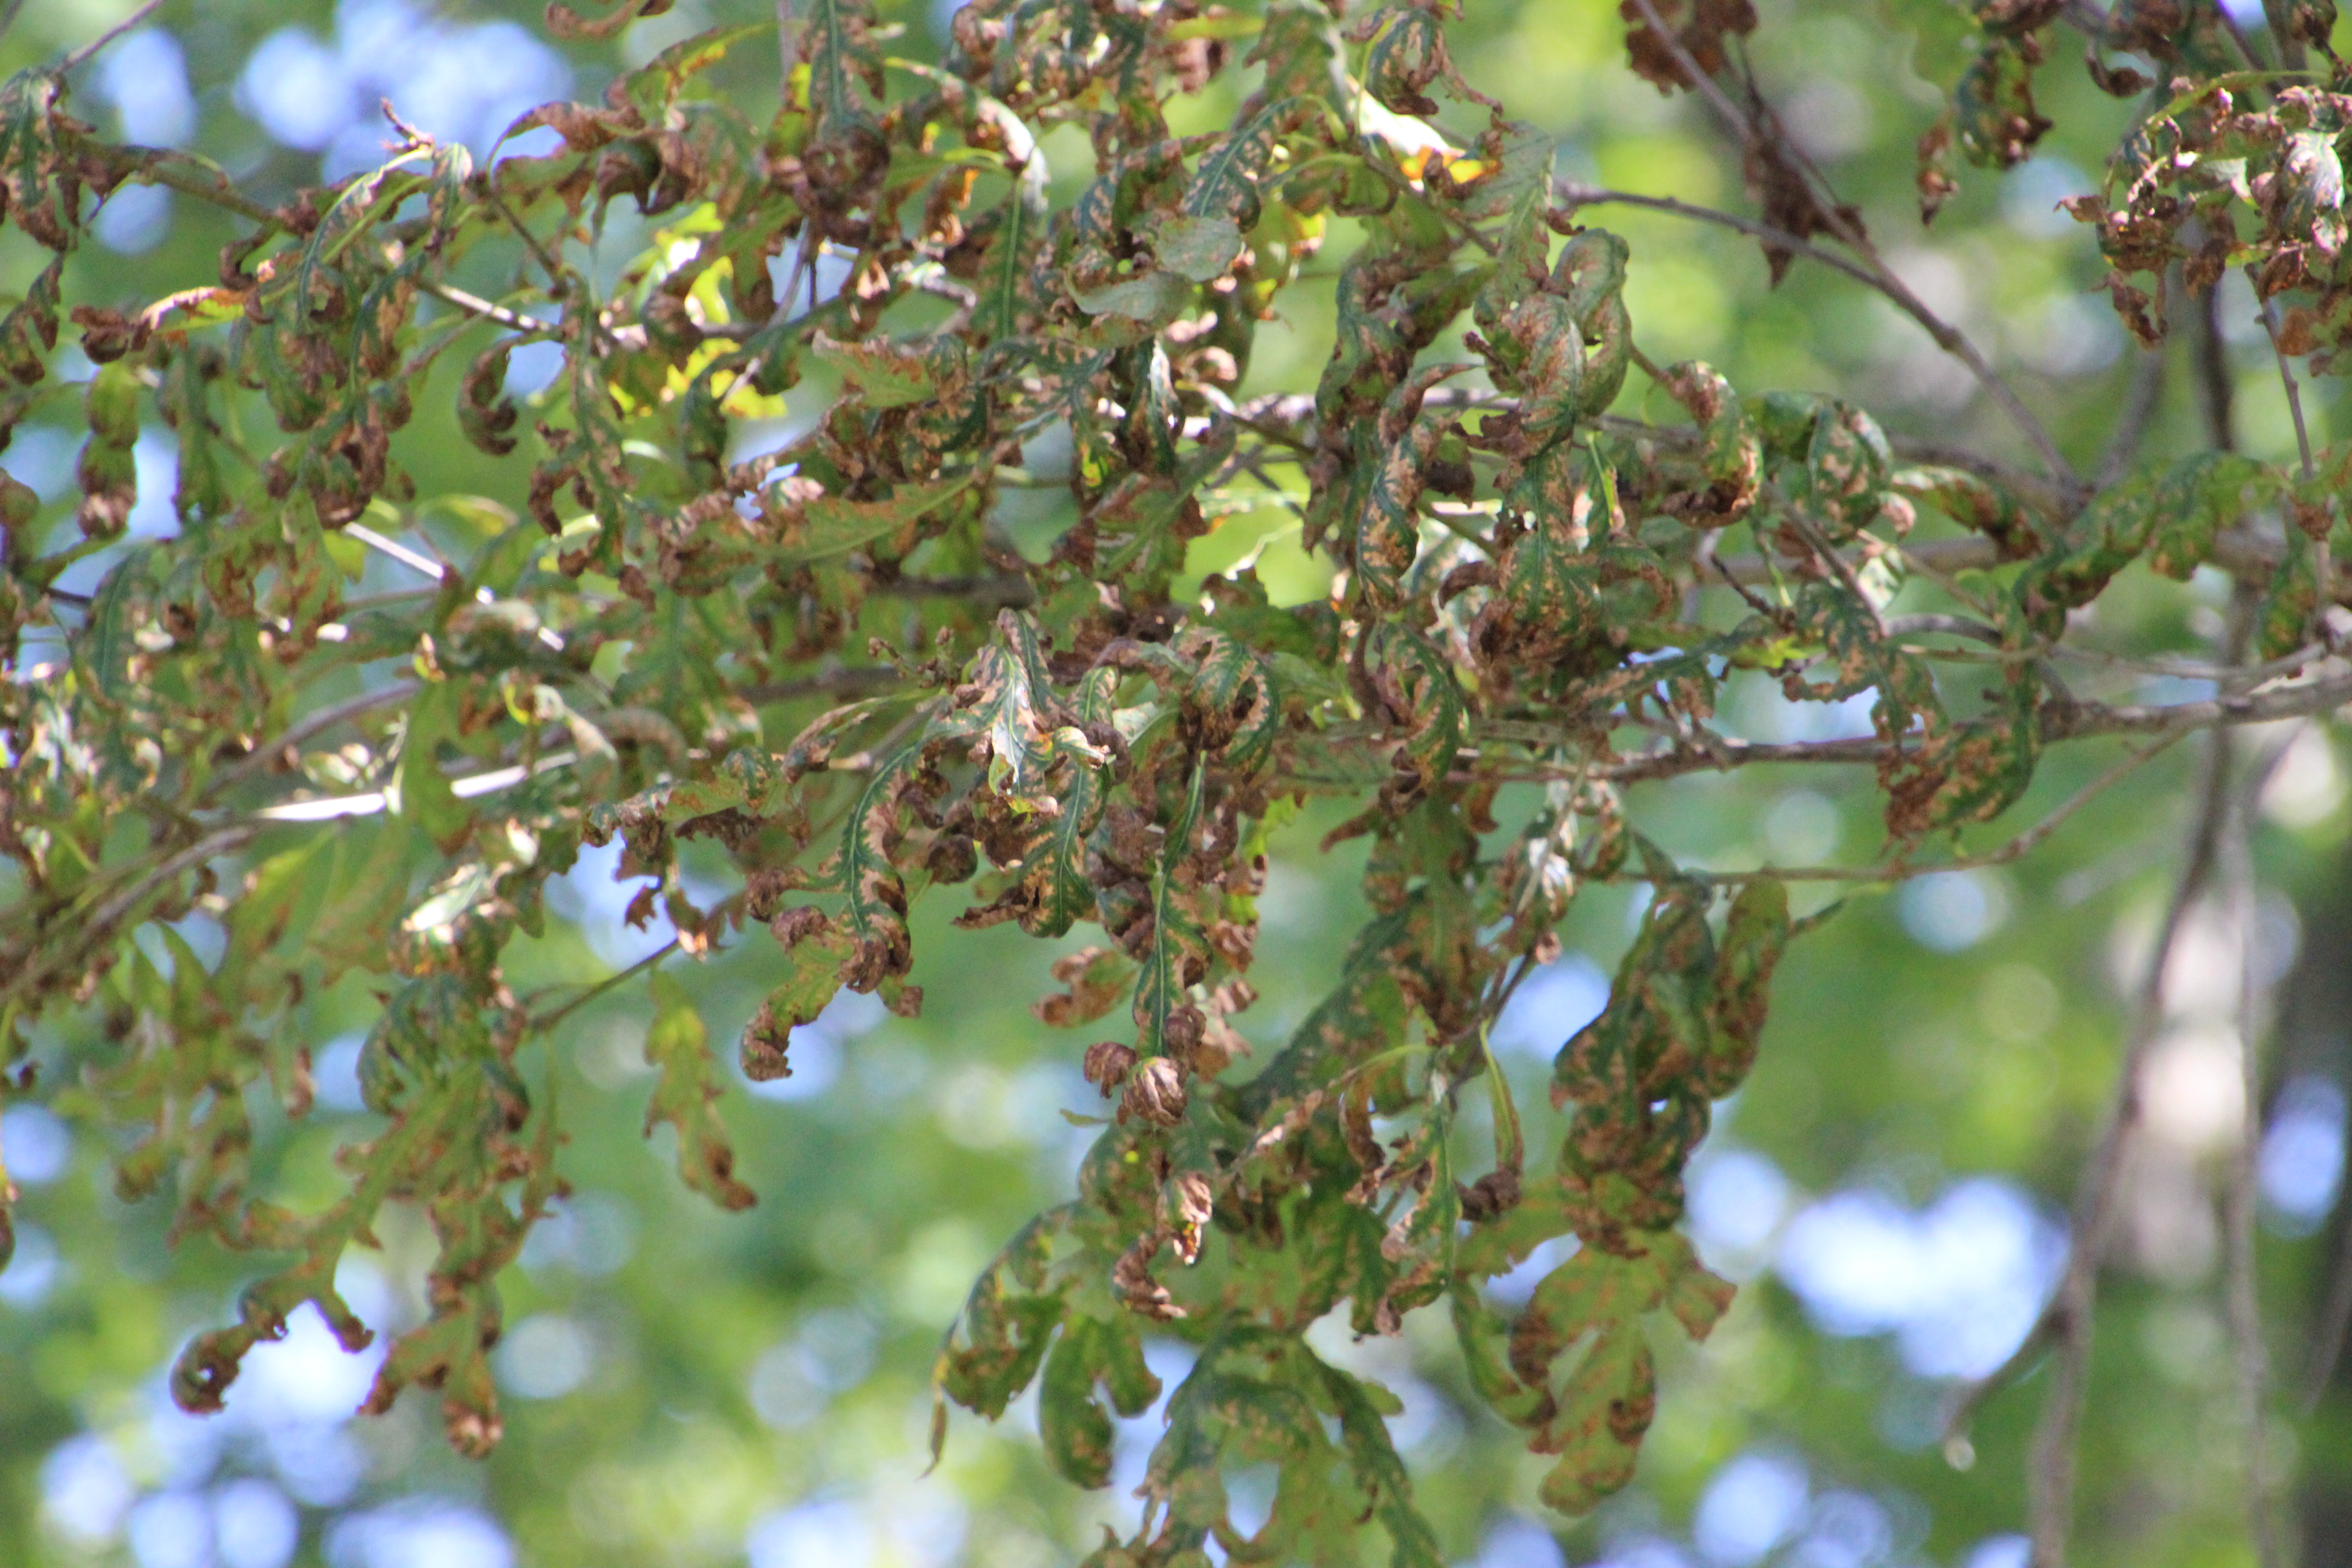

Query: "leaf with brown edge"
left=1893, top=464, right=2044, bottom=560
left=1367, top=622, right=1465, bottom=797
left=1039, top=1313, right=1161, bottom=1489
left=361, top=1302, right=506, bottom=1459
left=1036, top=946, right=1137, bottom=1028
left=1701, top=877, right=1789, bottom=1097
left=2255, top=528, right=2321, bottom=662
left=1954, top=36, right=2051, bottom=169
left=1620, top=0, right=1757, bottom=94
left=1532, top=1325, right=1653, bottom=1514
left=2143, top=453, right=2279, bottom=582
left=745, top=910, right=857, bottom=1081
left=777, top=474, right=981, bottom=571
left=642, top=971, right=757, bottom=1211
left=936, top=1208, right=1071, bottom=1421
left=1504, top=1230, right=1732, bottom=1514
left=544, top=0, right=676, bottom=41
left=458, top=339, right=522, bottom=457
left=1132, top=762, right=1210, bottom=1062
left=812, top=329, right=966, bottom=410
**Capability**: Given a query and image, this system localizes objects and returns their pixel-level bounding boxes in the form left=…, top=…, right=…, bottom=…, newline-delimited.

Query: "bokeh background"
left=3, top=0, right=2350, bottom=1566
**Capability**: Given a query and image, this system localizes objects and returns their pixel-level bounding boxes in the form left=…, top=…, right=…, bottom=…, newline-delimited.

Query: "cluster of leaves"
left=1, top=0, right=2350, bottom=1557
left=1919, top=0, right=2352, bottom=363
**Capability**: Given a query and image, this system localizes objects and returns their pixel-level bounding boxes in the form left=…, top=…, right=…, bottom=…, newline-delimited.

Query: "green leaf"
left=2255, top=526, right=2321, bottom=660
left=1370, top=624, right=1464, bottom=792
left=390, top=682, right=475, bottom=855
left=1183, top=99, right=1296, bottom=231
left=779, top=474, right=979, bottom=569
left=1312, top=1356, right=1446, bottom=1567
left=642, top=971, right=758, bottom=1211
left=1152, top=214, right=1244, bottom=284
left=1702, top=877, right=1788, bottom=1096
left=976, top=175, right=1047, bottom=342
left=812, top=330, right=965, bottom=409
left=1472, top=157, right=1558, bottom=348
left=1016, top=666, right=1118, bottom=937
left=2145, top=453, right=2278, bottom=581
left=74, top=544, right=159, bottom=705
left=1133, top=761, right=1208, bottom=1058
left=1071, top=269, right=1195, bottom=325
left=937, top=1210, right=1070, bottom=1420
left=804, top=0, right=883, bottom=145
left=1039, top=1314, right=1160, bottom=1488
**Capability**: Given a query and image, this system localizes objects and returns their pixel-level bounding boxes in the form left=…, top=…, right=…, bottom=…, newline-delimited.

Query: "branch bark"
left=2026, top=725, right=2236, bottom=1568
left=2223, top=737, right=2292, bottom=1568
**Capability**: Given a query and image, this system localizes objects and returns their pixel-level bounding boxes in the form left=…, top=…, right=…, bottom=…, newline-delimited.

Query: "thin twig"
left=2027, top=572, right=2264, bottom=1568
left=200, top=681, right=421, bottom=802
left=1558, top=184, right=1907, bottom=310
left=1712, top=525, right=2349, bottom=604
left=2096, top=343, right=2170, bottom=489
left=1392, top=667, right=2352, bottom=804
left=1622, top=0, right=1758, bottom=147
left=1434, top=667, right=2352, bottom=788
left=343, top=521, right=449, bottom=581
left=78, top=824, right=262, bottom=956
left=416, top=279, right=547, bottom=337
left=1782, top=502, right=1886, bottom=638
left=740, top=665, right=906, bottom=706
left=55, top=0, right=163, bottom=74
left=1609, top=0, right=2077, bottom=486
left=530, top=936, right=683, bottom=1033
left=1667, top=730, right=2184, bottom=886
left=2215, top=4, right=2269, bottom=71
left=2251, top=279, right=2318, bottom=483
left=485, top=184, right=570, bottom=294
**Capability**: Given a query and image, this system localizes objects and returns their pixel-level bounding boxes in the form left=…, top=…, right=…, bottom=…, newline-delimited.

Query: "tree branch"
left=200, top=681, right=421, bottom=803
left=2312, top=1187, right=2352, bottom=1403
left=2223, top=735, right=2293, bottom=1568
left=1710, top=525, right=2352, bottom=604
left=416, top=279, right=549, bottom=337
left=740, top=665, right=906, bottom=706
left=2025, top=724, right=2235, bottom=1568
left=1670, top=730, right=2184, bottom=885
left=1458, top=669, right=2352, bottom=787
